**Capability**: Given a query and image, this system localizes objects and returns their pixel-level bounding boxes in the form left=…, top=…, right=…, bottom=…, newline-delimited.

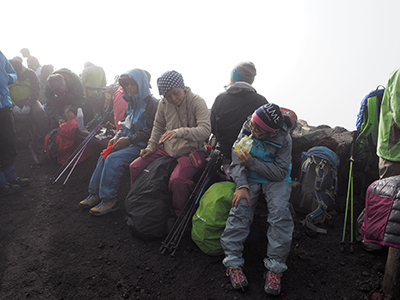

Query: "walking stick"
left=340, top=131, right=356, bottom=253
left=160, top=147, right=222, bottom=256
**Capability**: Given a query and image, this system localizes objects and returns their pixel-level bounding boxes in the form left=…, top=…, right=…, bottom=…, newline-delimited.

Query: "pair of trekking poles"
left=49, top=108, right=111, bottom=187
left=160, top=141, right=222, bottom=257
left=340, top=131, right=357, bottom=253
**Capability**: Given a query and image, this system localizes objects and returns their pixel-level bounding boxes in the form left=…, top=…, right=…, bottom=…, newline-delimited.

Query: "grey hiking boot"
left=226, top=267, right=248, bottom=291
left=264, top=270, right=282, bottom=296
left=79, top=194, right=100, bottom=208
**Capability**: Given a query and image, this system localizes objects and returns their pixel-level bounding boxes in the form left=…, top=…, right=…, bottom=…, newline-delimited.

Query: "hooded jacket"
left=230, top=117, right=292, bottom=187
left=0, top=51, right=17, bottom=109
left=116, top=69, right=159, bottom=147
left=377, top=65, right=400, bottom=162
left=211, top=81, right=268, bottom=160
left=146, top=87, right=211, bottom=158
left=44, top=68, right=85, bottom=122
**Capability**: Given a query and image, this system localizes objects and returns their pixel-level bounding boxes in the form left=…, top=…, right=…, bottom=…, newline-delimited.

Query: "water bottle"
left=77, top=108, right=84, bottom=130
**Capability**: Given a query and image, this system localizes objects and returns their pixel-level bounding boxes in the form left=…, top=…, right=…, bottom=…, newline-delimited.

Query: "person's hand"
left=159, top=130, right=177, bottom=144
left=109, top=136, right=119, bottom=146
left=21, top=105, right=31, bottom=114
left=58, top=118, right=66, bottom=126
left=112, top=136, right=129, bottom=151
left=236, top=149, right=252, bottom=165
left=232, top=188, right=250, bottom=208
left=12, top=106, right=22, bottom=114
left=140, top=149, right=152, bottom=159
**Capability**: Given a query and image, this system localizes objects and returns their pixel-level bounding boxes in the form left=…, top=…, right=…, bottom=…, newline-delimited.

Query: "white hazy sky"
left=2, top=0, right=400, bottom=130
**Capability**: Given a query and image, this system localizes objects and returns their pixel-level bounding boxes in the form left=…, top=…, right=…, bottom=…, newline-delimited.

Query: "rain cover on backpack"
left=125, top=156, right=177, bottom=241
left=292, top=146, right=340, bottom=233
left=191, top=181, right=236, bottom=256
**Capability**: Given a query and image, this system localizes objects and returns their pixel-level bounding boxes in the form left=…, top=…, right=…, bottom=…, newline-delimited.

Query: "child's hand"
left=237, top=149, right=252, bottom=165
left=232, top=188, right=250, bottom=208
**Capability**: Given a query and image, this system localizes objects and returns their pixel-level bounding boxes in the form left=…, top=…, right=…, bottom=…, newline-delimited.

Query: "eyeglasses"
left=119, top=76, right=137, bottom=89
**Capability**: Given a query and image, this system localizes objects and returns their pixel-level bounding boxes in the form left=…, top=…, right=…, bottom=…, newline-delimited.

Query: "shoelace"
left=226, top=268, right=245, bottom=291
left=269, top=272, right=282, bottom=287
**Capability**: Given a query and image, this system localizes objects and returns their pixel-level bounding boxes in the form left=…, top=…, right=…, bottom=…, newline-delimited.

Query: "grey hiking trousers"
left=220, top=180, right=293, bottom=273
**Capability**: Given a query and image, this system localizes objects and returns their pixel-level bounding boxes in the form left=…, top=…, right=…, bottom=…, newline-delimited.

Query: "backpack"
left=292, top=146, right=340, bottom=233
left=125, top=156, right=177, bottom=241
left=280, top=107, right=298, bottom=136
left=355, top=87, right=385, bottom=167
left=191, top=181, right=236, bottom=256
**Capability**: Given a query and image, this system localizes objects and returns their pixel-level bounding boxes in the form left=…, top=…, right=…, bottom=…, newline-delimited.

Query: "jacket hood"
left=224, top=81, right=257, bottom=94
left=121, top=69, right=151, bottom=103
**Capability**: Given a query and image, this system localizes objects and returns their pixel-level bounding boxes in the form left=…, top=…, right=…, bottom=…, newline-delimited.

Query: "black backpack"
left=292, top=146, right=340, bottom=233
left=124, top=156, right=177, bottom=241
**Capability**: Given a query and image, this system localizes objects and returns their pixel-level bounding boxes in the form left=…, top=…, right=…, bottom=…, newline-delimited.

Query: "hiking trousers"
left=129, top=145, right=207, bottom=216
left=220, top=180, right=293, bottom=273
left=0, top=108, right=17, bottom=171
left=88, top=143, right=142, bottom=203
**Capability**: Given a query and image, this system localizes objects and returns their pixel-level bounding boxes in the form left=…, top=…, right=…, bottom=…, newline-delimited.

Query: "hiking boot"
left=264, top=270, right=282, bottom=296
left=226, top=267, right=248, bottom=290
left=89, top=198, right=119, bottom=216
left=79, top=194, right=100, bottom=208
left=0, top=184, right=22, bottom=195
left=10, top=177, right=30, bottom=187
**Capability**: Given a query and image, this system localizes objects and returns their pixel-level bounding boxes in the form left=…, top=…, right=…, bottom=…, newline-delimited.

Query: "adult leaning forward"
left=129, top=70, right=211, bottom=216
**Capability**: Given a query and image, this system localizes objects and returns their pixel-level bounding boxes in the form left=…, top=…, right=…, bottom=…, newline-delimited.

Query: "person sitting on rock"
left=129, top=70, right=211, bottom=217
left=220, top=103, right=293, bottom=296
left=210, top=61, right=268, bottom=178
left=78, top=69, right=159, bottom=216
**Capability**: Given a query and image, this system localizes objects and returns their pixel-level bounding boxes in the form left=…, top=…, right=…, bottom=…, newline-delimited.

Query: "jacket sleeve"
left=44, top=83, right=62, bottom=121
left=174, top=95, right=211, bottom=142
left=146, top=100, right=167, bottom=153
left=230, top=132, right=250, bottom=187
left=129, top=97, right=159, bottom=145
left=246, top=134, right=292, bottom=182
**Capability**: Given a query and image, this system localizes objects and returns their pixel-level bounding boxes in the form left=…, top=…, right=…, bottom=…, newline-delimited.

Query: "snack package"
left=234, top=135, right=253, bottom=156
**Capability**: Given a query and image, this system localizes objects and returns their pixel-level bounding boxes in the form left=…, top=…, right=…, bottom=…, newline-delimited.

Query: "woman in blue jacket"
left=78, top=69, right=158, bottom=216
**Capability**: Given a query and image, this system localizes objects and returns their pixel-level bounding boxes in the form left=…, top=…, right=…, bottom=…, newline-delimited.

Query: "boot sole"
left=89, top=206, right=119, bottom=216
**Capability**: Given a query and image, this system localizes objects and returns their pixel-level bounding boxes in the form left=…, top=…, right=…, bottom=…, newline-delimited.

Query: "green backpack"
left=191, top=181, right=236, bottom=256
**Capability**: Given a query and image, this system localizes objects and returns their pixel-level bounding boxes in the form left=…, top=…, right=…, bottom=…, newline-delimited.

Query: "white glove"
left=22, top=105, right=31, bottom=114
left=12, top=105, right=23, bottom=114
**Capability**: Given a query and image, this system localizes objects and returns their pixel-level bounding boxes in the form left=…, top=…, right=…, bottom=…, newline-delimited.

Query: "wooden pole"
left=383, top=247, right=400, bottom=299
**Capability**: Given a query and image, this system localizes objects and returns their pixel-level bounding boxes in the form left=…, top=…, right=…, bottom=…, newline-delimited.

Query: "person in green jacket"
left=44, top=68, right=85, bottom=128
left=377, top=65, right=400, bottom=178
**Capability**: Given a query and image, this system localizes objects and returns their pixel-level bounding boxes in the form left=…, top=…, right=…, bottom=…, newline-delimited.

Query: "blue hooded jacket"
left=0, top=51, right=18, bottom=109
left=116, top=69, right=159, bottom=147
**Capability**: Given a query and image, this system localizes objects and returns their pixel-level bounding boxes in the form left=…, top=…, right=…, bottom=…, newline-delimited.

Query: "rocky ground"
left=0, top=128, right=393, bottom=300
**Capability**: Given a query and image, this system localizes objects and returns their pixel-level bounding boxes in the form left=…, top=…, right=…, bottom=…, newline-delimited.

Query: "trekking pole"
left=49, top=111, right=111, bottom=184
left=165, top=149, right=221, bottom=256
left=340, top=131, right=356, bottom=253
left=62, top=142, right=88, bottom=186
left=160, top=148, right=221, bottom=255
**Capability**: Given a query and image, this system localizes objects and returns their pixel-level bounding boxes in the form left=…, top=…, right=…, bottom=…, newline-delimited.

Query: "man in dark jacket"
left=44, top=68, right=85, bottom=128
left=210, top=62, right=268, bottom=177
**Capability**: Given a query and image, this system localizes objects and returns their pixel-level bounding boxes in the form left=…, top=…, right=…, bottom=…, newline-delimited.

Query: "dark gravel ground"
left=0, top=143, right=391, bottom=300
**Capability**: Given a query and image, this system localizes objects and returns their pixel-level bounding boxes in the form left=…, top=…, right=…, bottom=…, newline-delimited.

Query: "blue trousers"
left=0, top=166, right=18, bottom=188
left=88, top=144, right=141, bottom=203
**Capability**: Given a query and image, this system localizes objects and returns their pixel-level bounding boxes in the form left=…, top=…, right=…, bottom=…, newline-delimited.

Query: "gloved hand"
left=12, top=105, right=23, bottom=114
left=22, top=105, right=31, bottom=114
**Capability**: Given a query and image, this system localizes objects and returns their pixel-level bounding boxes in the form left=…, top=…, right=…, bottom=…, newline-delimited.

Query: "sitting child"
left=220, top=103, right=293, bottom=296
